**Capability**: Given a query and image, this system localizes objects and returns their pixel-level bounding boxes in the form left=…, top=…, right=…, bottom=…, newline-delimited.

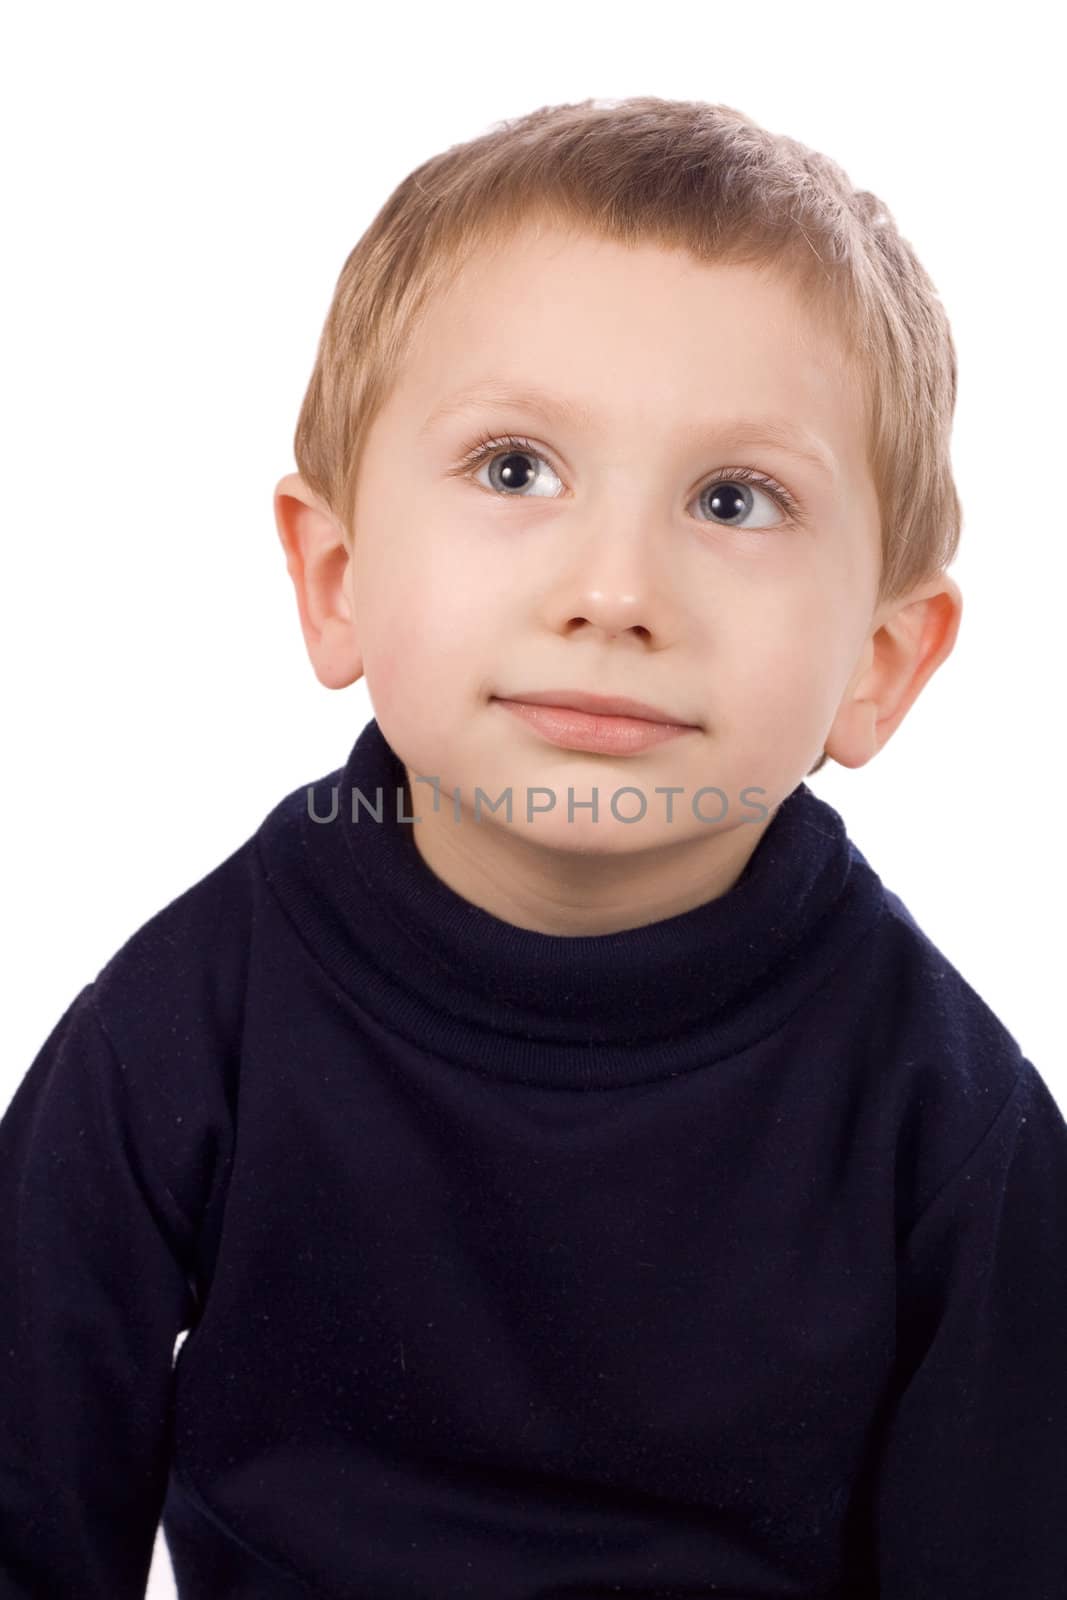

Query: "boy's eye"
left=472, top=440, right=563, bottom=500
left=450, top=432, right=563, bottom=501
left=452, top=432, right=802, bottom=531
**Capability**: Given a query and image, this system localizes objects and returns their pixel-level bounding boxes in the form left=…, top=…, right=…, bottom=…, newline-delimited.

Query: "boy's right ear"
left=273, top=473, right=363, bottom=690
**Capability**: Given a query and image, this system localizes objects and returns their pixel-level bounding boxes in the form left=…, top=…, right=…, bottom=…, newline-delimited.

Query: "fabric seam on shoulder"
left=85, top=989, right=200, bottom=1247
left=901, top=1059, right=1031, bottom=1255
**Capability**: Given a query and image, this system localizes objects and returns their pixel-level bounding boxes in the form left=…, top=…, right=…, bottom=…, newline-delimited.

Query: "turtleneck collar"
left=257, top=717, right=885, bottom=1089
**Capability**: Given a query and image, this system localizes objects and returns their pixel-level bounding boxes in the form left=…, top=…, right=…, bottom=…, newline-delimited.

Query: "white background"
left=1, top=4, right=1062, bottom=1594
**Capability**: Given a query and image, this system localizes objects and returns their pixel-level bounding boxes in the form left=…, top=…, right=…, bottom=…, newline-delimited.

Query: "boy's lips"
left=491, top=691, right=701, bottom=757
left=493, top=689, right=699, bottom=727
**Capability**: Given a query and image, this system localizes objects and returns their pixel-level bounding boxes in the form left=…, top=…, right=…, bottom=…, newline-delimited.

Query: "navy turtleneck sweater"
left=2, top=717, right=1065, bottom=1599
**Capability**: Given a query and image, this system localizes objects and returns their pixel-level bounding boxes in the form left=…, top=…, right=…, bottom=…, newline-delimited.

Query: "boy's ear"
left=823, top=574, right=963, bottom=770
left=273, top=473, right=363, bottom=690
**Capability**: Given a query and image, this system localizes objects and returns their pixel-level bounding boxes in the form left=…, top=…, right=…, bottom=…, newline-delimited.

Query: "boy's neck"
left=401, top=771, right=778, bottom=937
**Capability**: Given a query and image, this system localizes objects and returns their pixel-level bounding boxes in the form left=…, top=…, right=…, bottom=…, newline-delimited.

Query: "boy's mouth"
left=493, top=688, right=698, bottom=726
left=491, top=691, right=700, bottom=757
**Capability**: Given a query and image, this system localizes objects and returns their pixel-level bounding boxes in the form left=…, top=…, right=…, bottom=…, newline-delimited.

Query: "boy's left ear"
left=823, top=574, right=963, bottom=769
left=273, top=472, right=364, bottom=690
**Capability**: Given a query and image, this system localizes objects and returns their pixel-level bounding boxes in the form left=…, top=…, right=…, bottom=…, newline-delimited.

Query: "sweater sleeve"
left=873, top=1058, right=1067, bottom=1598
left=0, top=985, right=198, bottom=1599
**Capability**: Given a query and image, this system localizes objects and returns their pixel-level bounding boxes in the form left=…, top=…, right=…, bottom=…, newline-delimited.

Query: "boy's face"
left=278, top=221, right=959, bottom=932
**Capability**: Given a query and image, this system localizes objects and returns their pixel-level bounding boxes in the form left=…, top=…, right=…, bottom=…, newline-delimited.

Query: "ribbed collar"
left=256, top=717, right=885, bottom=1089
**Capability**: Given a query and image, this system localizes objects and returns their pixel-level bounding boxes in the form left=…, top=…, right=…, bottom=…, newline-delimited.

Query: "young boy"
left=2, top=95, right=1064, bottom=1600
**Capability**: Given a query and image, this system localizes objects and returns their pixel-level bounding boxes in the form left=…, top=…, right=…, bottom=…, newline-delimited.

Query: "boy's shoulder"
left=37, top=827, right=271, bottom=1268
left=871, top=874, right=1028, bottom=1085
left=89, top=829, right=262, bottom=1052
left=85, top=753, right=337, bottom=1034
left=80, top=749, right=345, bottom=1067
left=848, top=858, right=1040, bottom=1229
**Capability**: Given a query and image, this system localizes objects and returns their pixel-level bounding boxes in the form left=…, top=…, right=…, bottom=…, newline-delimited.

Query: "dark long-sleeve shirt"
left=3, top=715, right=1065, bottom=1598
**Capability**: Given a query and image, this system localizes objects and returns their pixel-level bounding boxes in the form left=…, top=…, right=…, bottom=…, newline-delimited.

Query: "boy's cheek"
left=362, top=617, right=460, bottom=732
left=362, top=635, right=409, bottom=720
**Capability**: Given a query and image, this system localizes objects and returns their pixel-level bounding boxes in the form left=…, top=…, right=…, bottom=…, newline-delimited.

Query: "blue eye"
left=696, top=478, right=784, bottom=530
left=468, top=437, right=562, bottom=498
left=451, top=430, right=803, bottom=530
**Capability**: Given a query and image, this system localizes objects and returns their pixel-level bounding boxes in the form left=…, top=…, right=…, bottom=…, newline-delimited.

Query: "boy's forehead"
left=435, top=219, right=834, bottom=336
left=393, top=230, right=857, bottom=485
left=413, top=225, right=840, bottom=381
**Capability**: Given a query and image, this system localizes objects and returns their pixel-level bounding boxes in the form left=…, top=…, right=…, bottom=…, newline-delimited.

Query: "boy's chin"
left=493, top=813, right=725, bottom=858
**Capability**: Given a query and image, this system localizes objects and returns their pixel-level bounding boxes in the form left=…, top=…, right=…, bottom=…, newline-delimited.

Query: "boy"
left=2, top=95, right=1065, bottom=1599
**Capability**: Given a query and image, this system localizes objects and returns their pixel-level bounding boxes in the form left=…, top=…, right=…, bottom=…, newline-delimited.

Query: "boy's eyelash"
left=449, top=430, right=805, bottom=522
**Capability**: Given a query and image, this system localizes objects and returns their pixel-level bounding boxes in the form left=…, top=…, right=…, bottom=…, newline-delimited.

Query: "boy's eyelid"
left=445, top=418, right=829, bottom=493
left=428, top=393, right=838, bottom=484
left=444, top=426, right=565, bottom=475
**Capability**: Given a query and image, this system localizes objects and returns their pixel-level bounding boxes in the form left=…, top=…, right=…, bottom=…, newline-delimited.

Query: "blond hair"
left=294, top=94, right=960, bottom=627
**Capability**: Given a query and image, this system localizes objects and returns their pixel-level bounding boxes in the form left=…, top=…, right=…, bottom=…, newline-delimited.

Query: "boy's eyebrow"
left=418, top=381, right=838, bottom=479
